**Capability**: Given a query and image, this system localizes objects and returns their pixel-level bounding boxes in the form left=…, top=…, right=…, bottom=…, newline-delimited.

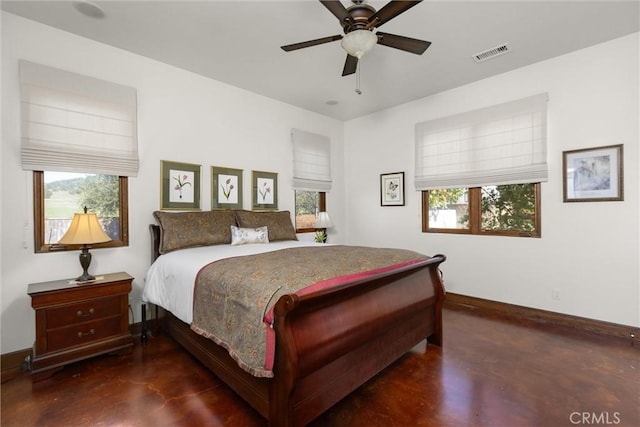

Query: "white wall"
left=344, top=33, right=639, bottom=328
left=0, top=12, right=345, bottom=354
left=2, top=12, right=637, bottom=356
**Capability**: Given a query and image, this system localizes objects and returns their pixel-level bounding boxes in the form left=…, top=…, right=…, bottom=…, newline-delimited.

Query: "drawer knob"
left=76, top=308, right=95, bottom=317
left=77, top=329, right=95, bottom=338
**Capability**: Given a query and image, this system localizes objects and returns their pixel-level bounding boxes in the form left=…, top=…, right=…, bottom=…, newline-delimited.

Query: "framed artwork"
left=381, top=172, right=405, bottom=206
left=212, top=166, right=243, bottom=209
left=252, top=170, right=278, bottom=210
left=160, top=160, right=201, bottom=210
left=563, top=144, right=623, bottom=202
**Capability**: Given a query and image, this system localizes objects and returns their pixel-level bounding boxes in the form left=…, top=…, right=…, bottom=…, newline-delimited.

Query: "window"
left=295, top=190, right=326, bottom=232
left=19, top=61, right=137, bottom=253
left=415, top=94, right=547, bottom=238
left=34, top=171, right=129, bottom=253
left=422, top=183, right=540, bottom=237
left=291, top=129, right=331, bottom=233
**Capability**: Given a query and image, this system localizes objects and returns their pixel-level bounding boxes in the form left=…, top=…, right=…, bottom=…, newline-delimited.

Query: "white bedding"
left=143, top=240, right=322, bottom=323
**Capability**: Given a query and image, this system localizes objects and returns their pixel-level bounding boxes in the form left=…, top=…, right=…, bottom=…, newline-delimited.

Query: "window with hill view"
left=34, top=171, right=129, bottom=253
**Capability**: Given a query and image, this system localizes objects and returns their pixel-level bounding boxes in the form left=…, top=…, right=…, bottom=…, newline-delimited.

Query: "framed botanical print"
left=563, top=144, right=623, bottom=202
left=212, top=166, right=243, bottom=209
left=160, top=160, right=201, bottom=210
left=381, top=172, right=405, bottom=206
left=252, top=170, right=277, bottom=210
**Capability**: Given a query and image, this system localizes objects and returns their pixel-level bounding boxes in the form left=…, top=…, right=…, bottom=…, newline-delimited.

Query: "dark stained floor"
left=2, top=305, right=638, bottom=426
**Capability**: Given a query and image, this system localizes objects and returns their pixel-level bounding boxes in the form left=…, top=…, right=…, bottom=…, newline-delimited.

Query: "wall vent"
left=472, top=43, right=511, bottom=63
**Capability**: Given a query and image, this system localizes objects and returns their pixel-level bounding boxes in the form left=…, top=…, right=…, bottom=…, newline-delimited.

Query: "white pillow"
left=230, top=225, right=269, bottom=246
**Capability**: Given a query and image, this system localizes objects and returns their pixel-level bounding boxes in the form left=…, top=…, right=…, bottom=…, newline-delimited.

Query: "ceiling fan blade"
left=369, top=1, right=423, bottom=28
left=320, top=0, right=351, bottom=24
left=281, top=35, right=343, bottom=52
left=376, top=32, right=431, bottom=55
left=342, top=54, right=358, bottom=76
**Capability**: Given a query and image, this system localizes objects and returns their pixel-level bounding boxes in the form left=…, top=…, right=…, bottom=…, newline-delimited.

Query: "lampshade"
left=58, top=210, right=111, bottom=245
left=314, top=211, right=333, bottom=229
left=340, top=30, right=378, bottom=59
left=59, top=207, right=110, bottom=282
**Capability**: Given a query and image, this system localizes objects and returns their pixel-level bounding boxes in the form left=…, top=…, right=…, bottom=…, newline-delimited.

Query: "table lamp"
left=58, top=206, right=111, bottom=282
left=314, top=211, right=333, bottom=243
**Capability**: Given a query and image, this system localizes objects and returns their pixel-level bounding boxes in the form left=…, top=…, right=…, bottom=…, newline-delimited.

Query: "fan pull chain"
left=355, top=61, right=362, bottom=95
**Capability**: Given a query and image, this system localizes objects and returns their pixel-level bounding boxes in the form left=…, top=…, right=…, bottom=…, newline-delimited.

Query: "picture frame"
left=380, top=172, right=405, bottom=206
left=252, top=170, right=278, bottom=210
left=212, top=166, right=243, bottom=210
left=563, top=144, right=623, bottom=202
left=160, top=160, right=201, bottom=210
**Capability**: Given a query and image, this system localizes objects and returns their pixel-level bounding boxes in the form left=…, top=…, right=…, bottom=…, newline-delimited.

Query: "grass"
left=46, top=191, right=81, bottom=219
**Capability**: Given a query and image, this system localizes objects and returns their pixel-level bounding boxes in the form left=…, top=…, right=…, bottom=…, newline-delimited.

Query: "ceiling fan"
left=281, top=0, right=431, bottom=77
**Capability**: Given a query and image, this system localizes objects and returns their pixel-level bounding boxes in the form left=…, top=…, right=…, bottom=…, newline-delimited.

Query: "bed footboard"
left=270, top=255, right=446, bottom=427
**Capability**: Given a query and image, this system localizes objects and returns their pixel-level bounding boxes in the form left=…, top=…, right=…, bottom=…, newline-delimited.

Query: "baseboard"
left=445, top=292, right=639, bottom=344
left=1, top=348, right=32, bottom=383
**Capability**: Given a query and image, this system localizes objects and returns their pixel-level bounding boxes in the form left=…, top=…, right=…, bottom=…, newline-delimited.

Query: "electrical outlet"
left=551, top=288, right=560, bottom=301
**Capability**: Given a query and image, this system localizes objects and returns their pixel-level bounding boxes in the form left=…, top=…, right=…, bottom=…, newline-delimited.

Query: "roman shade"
left=19, top=60, right=139, bottom=176
left=415, top=93, right=548, bottom=190
left=291, top=129, right=332, bottom=192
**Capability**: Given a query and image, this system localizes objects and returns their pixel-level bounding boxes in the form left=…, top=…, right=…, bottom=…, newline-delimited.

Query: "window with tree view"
left=295, top=190, right=326, bottom=232
left=34, top=171, right=129, bottom=252
left=423, top=183, right=540, bottom=237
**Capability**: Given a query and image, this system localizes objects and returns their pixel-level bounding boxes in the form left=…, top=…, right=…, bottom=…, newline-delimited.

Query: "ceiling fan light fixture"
left=340, top=30, right=377, bottom=59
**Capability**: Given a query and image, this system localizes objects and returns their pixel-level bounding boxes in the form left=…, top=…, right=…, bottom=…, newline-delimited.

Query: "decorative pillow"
left=230, top=225, right=269, bottom=246
left=234, top=210, right=297, bottom=241
left=153, top=210, right=237, bottom=254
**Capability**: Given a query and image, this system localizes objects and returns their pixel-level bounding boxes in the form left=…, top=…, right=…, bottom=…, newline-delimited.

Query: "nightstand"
left=28, top=272, right=134, bottom=382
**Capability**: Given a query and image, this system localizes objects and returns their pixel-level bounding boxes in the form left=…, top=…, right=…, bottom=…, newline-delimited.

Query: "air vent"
left=472, top=43, right=511, bottom=63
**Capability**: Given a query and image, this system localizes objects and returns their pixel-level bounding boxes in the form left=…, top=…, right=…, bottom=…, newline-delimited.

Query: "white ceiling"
left=2, top=0, right=639, bottom=120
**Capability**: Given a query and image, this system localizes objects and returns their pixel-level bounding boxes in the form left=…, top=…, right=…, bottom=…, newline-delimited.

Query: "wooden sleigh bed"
left=143, top=210, right=446, bottom=426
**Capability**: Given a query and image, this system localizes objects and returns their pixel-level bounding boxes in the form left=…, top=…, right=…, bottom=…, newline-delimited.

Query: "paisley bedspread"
left=190, top=245, right=427, bottom=378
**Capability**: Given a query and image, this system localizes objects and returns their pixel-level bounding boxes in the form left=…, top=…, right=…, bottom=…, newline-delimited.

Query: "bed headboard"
left=149, top=224, right=161, bottom=262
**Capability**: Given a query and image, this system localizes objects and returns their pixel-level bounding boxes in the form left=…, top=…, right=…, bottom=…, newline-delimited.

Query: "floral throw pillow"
left=230, top=225, right=269, bottom=246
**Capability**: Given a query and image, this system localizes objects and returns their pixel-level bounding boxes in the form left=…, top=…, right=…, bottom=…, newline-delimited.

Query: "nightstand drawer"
left=46, top=316, right=123, bottom=352
left=46, top=296, right=122, bottom=328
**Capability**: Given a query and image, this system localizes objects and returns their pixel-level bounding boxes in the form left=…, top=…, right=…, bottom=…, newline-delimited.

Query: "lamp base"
left=75, top=273, right=96, bottom=283
left=76, top=246, right=95, bottom=283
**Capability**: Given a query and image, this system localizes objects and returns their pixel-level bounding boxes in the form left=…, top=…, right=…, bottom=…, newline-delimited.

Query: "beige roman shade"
left=291, top=128, right=332, bottom=192
left=415, top=93, right=548, bottom=190
left=19, top=60, right=139, bottom=176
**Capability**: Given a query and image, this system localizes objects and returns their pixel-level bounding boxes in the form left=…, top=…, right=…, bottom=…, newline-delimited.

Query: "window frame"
left=295, top=191, right=326, bottom=233
left=422, top=184, right=541, bottom=238
left=33, top=171, right=129, bottom=253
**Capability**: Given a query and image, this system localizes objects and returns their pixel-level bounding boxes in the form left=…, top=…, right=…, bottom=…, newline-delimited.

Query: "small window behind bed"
left=295, top=191, right=326, bottom=233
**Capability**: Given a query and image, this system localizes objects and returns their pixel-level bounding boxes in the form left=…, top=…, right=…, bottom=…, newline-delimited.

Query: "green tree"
left=481, top=184, right=535, bottom=231
left=295, top=191, right=318, bottom=215
left=428, top=188, right=464, bottom=209
left=78, top=175, right=119, bottom=225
